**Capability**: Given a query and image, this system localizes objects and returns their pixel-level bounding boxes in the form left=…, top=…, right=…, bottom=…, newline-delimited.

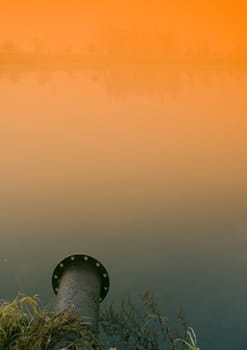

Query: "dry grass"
left=0, top=292, right=200, bottom=350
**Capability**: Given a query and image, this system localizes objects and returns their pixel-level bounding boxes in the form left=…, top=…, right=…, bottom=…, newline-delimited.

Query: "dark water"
left=0, top=63, right=247, bottom=349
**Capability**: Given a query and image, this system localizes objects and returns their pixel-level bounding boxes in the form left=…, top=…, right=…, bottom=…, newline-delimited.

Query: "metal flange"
left=52, top=254, right=110, bottom=302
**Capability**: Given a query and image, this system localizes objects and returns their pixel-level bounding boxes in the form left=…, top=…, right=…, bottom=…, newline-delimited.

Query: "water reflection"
left=0, top=41, right=247, bottom=349
left=1, top=26, right=247, bottom=96
left=1, top=63, right=247, bottom=99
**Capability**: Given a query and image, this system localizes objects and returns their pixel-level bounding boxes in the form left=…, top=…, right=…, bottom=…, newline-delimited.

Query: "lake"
left=0, top=60, right=247, bottom=349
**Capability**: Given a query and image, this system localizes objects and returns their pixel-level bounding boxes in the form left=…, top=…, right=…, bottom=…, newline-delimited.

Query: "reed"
left=0, top=292, right=199, bottom=350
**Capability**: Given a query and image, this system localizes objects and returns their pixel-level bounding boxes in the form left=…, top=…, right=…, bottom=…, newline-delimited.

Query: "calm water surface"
left=0, top=63, right=247, bottom=349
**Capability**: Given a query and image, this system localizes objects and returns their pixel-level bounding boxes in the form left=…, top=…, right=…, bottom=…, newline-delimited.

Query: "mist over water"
left=0, top=63, right=247, bottom=349
left=0, top=40, right=247, bottom=349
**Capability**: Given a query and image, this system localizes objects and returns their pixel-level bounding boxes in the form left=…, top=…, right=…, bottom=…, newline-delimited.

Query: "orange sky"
left=0, top=1, right=246, bottom=53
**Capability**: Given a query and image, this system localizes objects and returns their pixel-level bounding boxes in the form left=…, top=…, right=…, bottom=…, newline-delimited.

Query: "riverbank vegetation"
left=0, top=291, right=199, bottom=349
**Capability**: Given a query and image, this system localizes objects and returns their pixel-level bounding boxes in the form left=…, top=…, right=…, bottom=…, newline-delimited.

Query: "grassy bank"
left=0, top=292, right=200, bottom=350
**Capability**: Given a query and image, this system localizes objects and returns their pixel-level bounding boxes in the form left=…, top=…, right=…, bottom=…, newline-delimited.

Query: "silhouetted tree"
left=0, top=40, right=18, bottom=53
